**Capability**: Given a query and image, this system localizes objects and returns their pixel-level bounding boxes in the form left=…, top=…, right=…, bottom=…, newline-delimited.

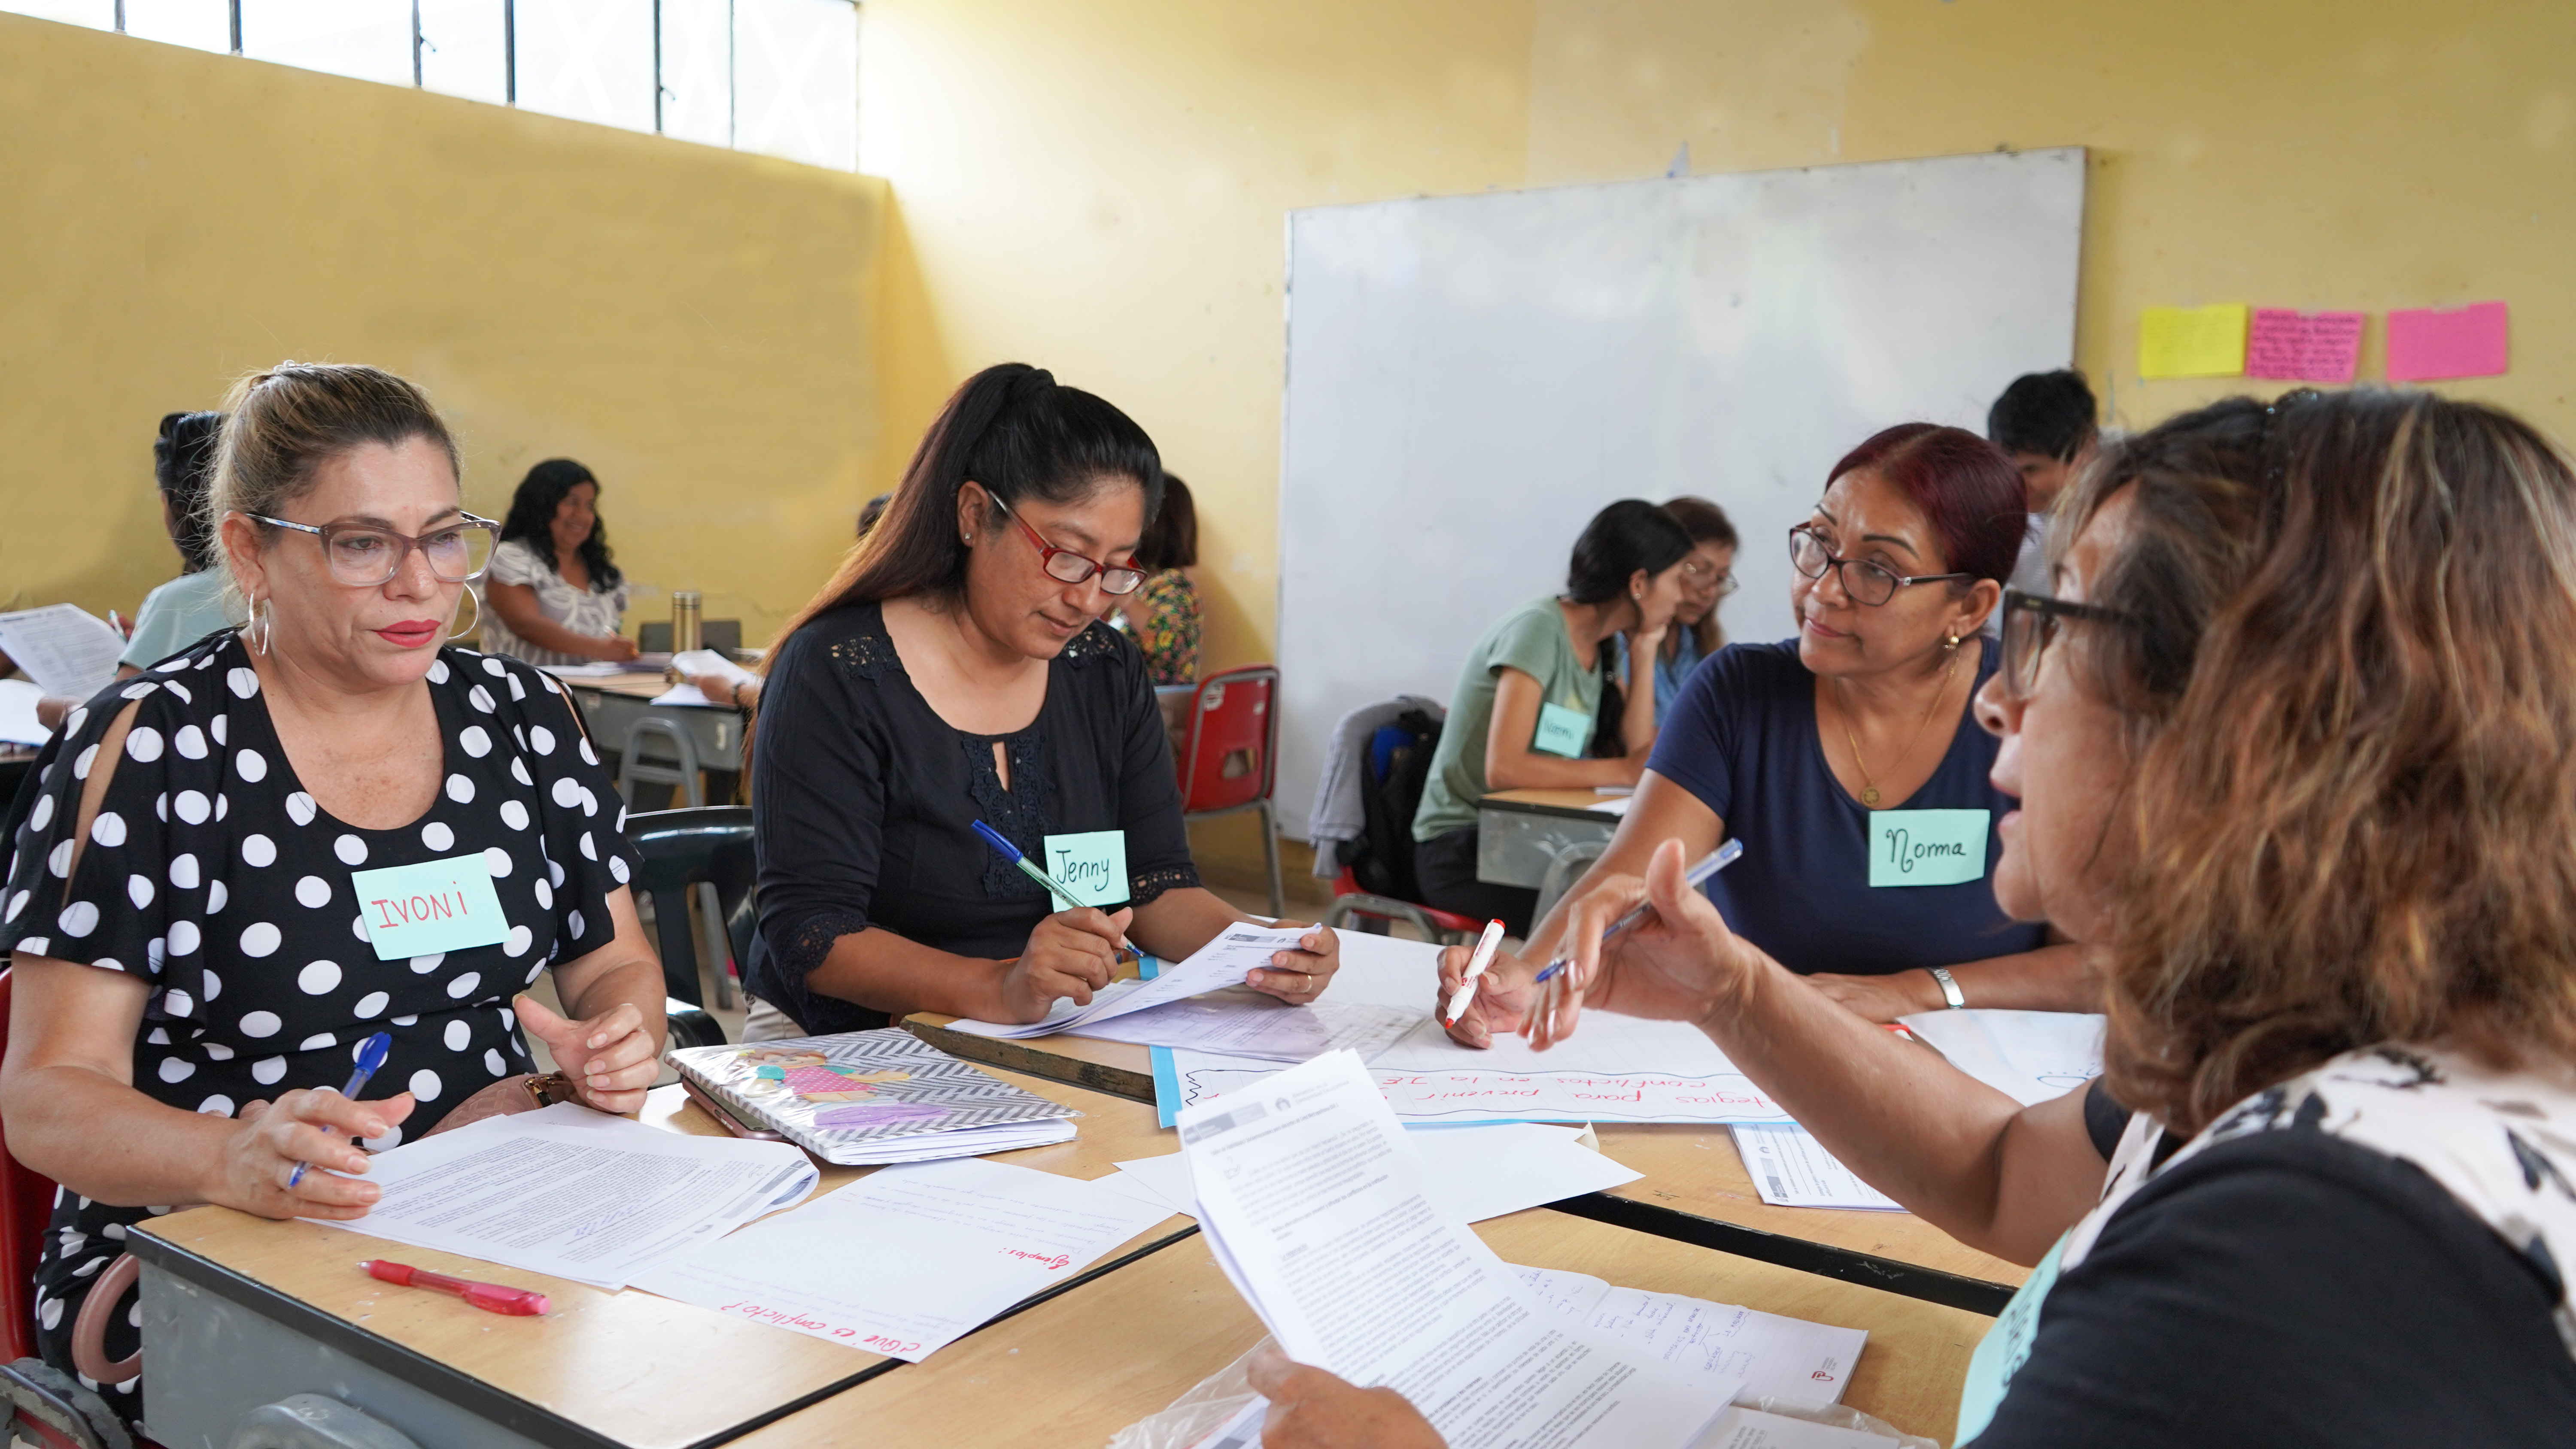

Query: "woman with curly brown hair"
left=1263, top=389, right=2576, bottom=1447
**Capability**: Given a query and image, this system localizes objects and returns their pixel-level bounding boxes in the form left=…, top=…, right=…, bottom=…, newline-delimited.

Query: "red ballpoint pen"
left=361, top=1260, right=551, bottom=1316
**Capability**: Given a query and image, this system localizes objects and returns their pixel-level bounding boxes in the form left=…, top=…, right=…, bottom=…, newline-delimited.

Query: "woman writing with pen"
left=742, top=364, right=1338, bottom=1037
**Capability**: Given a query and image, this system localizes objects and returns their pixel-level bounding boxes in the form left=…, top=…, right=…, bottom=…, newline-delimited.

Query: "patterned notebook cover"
left=666, top=1029, right=1078, bottom=1164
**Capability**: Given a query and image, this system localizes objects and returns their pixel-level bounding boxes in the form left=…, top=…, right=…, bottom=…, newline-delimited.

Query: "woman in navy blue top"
left=1447, top=423, right=2083, bottom=1032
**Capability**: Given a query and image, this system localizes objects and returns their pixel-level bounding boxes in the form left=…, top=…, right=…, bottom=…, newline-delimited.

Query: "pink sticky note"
left=2245, top=309, right=2366, bottom=384
left=2386, top=302, right=2509, bottom=382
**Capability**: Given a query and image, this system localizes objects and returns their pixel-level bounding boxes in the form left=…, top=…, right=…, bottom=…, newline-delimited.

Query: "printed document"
left=315, top=1104, right=818, bottom=1289
left=1112, top=1122, right=1640, bottom=1224
left=1181, top=1051, right=1713, bottom=1449
left=1729, top=1125, right=1902, bottom=1212
left=632, top=1156, right=1170, bottom=1360
left=0, top=680, right=47, bottom=747
left=0, top=604, right=122, bottom=699
left=1064, top=988, right=1419, bottom=1062
left=952, top=924, right=1315, bottom=1040
left=1512, top=1267, right=1867, bottom=1402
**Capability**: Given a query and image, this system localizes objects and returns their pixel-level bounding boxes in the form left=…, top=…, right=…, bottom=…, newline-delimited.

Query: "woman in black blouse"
left=745, top=364, right=1337, bottom=1034
left=0, top=363, right=664, bottom=1418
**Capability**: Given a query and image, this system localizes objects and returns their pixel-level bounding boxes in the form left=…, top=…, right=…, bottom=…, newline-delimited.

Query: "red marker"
left=361, top=1260, right=550, bottom=1316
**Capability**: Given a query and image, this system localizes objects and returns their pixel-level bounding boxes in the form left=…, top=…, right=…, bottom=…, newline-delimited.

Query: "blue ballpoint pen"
left=969, top=819, right=1140, bottom=958
left=286, top=1031, right=394, bottom=1191
left=1531, top=839, right=1745, bottom=985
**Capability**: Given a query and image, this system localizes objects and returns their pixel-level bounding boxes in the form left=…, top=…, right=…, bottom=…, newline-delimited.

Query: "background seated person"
left=1410, top=499, right=1693, bottom=937
left=0, top=363, right=663, bottom=1423
left=741, top=363, right=1337, bottom=1035
left=479, top=458, right=639, bottom=666
left=1449, top=425, right=2081, bottom=1028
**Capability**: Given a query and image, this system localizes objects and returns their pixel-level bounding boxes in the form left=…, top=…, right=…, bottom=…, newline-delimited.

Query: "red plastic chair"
left=1323, top=868, right=1488, bottom=948
left=0, top=970, right=58, bottom=1366
left=1177, top=665, right=1284, bottom=915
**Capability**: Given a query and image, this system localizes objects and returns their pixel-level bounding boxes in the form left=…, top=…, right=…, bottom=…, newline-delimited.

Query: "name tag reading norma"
left=1531, top=702, right=1591, bottom=758
left=1868, top=808, right=1991, bottom=888
left=351, top=854, right=513, bottom=961
left=1042, top=830, right=1130, bottom=908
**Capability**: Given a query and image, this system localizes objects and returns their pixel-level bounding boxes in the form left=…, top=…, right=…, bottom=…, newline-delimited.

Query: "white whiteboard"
left=1274, top=148, right=2084, bottom=837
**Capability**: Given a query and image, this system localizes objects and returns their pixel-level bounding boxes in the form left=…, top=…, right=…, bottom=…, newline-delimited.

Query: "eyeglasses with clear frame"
left=1680, top=555, right=1741, bottom=597
left=1998, top=586, right=2134, bottom=700
left=993, top=497, right=1148, bottom=596
left=249, top=512, right=500, bottom=587
left=1788, top=524, right=1971, bottom=606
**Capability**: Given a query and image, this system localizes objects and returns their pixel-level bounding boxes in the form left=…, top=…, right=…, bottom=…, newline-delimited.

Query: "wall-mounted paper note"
left=2138, top=303, right=2249, bottom=379
left=2386, top=301, right=2509, bottom=382
left=2245, top=309, right=2366, bottom=383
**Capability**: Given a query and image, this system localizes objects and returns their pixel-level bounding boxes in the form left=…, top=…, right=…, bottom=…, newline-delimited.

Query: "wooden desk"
left=733, top=1210, right=1987, bottom=1448
left=900, top=1019, right=2024, bottom=1313
left=130, top=1070, right=1192, bottom=1449
left=1476, top=786, right=1622, bottom=892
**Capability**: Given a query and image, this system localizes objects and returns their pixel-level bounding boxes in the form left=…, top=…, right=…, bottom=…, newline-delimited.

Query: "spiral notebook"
left=665, top=1028, right=1080, bottom=1165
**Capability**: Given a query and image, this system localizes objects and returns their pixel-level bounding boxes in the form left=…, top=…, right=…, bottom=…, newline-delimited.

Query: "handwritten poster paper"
left=2387, top=301, right=2509, bottom=381
left=2139, top=303, right=2249, bottom=379
left=2245, top=308, right=2366, bottom=383
left=630, top=1157, right=1169, bottom=1361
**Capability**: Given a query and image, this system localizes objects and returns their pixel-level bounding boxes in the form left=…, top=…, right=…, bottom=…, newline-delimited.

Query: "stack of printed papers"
left=948, top=924, right=1315, bottom=1041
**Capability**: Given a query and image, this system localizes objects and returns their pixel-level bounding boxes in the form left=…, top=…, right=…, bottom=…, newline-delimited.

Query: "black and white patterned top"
left=0, top=631, right=640, bottom=1407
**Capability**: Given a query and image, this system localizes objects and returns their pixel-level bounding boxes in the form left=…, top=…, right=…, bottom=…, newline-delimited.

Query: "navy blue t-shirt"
left=1645, top=638, right=2045, bottom=976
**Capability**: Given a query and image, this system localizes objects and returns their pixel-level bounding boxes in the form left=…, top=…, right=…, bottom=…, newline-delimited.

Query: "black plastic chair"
left=624, top=806, right=755, bottom=1011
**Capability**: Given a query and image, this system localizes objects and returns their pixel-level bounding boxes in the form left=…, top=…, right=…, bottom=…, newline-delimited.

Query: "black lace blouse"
left=745, top=601, right=1200, bottom=1034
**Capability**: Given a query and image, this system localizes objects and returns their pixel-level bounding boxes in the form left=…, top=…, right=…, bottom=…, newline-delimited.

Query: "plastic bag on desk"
left=1688, top=1392, right=1944, bottom=1449
left=1106, top=1337, right=1270, bottom=1449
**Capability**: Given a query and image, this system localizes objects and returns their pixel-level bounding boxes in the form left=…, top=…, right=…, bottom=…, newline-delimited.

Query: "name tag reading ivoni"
left=351, top=854, right=513, bottom=961
left=1531, top=702, right=1591, bottom=758
left=1042, top=830, right=1130, bottom=907
left=1868, top=808, right=1992, bottom=888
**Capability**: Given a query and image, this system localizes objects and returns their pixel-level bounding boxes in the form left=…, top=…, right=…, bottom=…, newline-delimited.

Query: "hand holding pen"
left=222, top=1031, right=416, bottom=1222
left=1522, top=839, right=1753, bottom=1051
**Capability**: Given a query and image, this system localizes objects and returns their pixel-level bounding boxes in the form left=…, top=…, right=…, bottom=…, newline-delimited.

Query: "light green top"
left=1412, top=594, right=1604, bottom=842
left=119, top=568, right=233, bottom=670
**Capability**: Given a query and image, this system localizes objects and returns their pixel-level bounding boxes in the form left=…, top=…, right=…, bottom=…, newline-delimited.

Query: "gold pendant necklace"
left=1838, top=647, right=1962, bottom=809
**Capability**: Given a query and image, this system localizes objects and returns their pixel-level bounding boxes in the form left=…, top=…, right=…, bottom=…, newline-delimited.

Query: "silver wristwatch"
left=1928, top=966, right=1967, bottom=1010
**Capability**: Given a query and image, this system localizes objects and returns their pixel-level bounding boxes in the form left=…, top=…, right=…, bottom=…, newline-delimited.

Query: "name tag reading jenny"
left=1868, top=808, right=1992, bottom=888
left=1042, top=830, right=1130, bottom=908
left=351, top=854, right=513, bottom=961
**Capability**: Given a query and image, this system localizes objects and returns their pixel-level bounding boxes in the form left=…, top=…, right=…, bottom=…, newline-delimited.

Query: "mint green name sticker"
left=351, top=854, right=512, bottom=961
left=1868, top=808, right=1991, bottom=888
left=1042, top=830, right=1130, bottom=907
left=1532, top=702, right=1591, bottom=758
left=1955, top=1230, right=2067, bottom=1444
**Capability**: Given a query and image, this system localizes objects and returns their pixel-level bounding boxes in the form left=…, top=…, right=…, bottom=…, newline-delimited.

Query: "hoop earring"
left=249, top=595, right=273, bottom=657
left=449, top=587, right=482, bottom=642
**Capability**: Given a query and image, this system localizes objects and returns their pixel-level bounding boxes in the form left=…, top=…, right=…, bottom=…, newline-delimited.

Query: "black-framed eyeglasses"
left=1998, top=586, right=2135, bottom=700
left=995, top=497, right=1149, bottom=596
left=1788, top=524, right=1971, bottom=606
left=249, top=512, right=500, bottom=587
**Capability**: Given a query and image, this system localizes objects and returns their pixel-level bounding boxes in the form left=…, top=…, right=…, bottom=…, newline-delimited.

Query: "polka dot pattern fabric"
left=0, top=634, right=639, bottom=1412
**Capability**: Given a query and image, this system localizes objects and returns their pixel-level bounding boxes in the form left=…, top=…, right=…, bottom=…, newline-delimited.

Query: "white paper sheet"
left=1729, top=1125, right=1902, bottom=1212
left=648, top=682, right=717, bottom=706
left=0, top=679, right=48, bottom=746
left=0, top=604, right=122, bottom=698
left=1061, top=988, right=1419, bottom=1062
left=1588, top=796, right=1632, bottom=816
left=1180, top=1051, right=1714, bottom=1449
left=316, top=1105, right=818, bottom=1289
left=951, top=925, right=1315, bottom=1040
left=1513, top=1267, right=1867, bottom=1404
left=1115, top=1122, right=1640, bottom=1225
left=673, top=648, right=756, bottom=685
left=631, top=1157, right=1170, bottom=1360
left=1894, top=1009, right=2105, bottom=1107
left=1696, top=1407, right=1901, bottom=1448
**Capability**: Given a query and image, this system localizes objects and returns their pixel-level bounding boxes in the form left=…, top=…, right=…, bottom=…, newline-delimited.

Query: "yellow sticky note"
left=2139, top=304, right=2250, bottom=379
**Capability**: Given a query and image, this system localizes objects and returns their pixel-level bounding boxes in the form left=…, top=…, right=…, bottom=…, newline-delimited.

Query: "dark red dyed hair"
left=1827, top=423, right=2026, bottom=584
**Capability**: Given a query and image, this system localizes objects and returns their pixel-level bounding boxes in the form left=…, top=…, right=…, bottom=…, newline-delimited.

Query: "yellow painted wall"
left=860, top=0, right=2576, bottom=685
left=0, top=15, right=884, bottom=641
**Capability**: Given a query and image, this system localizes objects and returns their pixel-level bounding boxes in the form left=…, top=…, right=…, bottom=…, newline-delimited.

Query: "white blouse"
left=477, top=537, right=630, bottom=667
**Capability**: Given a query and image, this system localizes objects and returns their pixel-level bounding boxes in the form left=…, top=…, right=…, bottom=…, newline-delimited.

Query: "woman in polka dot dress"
left=0, top=364, right=665, bottom=1420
